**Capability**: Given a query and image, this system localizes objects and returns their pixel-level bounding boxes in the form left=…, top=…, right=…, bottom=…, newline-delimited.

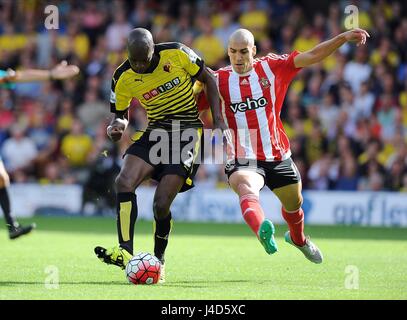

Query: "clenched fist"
left=107, top=118, right=127, bottom=142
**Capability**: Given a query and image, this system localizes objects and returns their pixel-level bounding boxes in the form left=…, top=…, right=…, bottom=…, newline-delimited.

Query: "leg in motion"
left=94, top=155, right=153, bottom=269
left=0, top=161, right=35, bottom=240
left=273, top=182, right=323, bottom=263
left=153, top=174, right=185, bottom=283
left=229, top=170, right=277, bottom=254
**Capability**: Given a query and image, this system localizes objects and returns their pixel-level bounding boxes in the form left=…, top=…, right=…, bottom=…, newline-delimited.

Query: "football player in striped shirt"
left=195, top=28, right=369, bottom=263
left=94, top=28, right=225, bottom=282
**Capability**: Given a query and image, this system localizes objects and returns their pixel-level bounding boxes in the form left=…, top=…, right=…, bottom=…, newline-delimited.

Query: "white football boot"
left=285, top=231, right=323, bottom=264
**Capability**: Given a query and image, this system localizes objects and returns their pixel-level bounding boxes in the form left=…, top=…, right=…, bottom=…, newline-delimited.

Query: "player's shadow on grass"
left=160, top=279, right=265, bottom=288
left=0, top=279, right=258, bottom=288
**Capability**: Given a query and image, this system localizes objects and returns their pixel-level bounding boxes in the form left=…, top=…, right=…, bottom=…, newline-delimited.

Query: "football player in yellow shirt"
left=94, top=28, right=225, bottom=283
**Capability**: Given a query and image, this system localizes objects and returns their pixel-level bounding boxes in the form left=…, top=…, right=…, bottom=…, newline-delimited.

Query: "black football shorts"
left=225, top=157, right=301, bottom=190
left=125, top=128, right=203, bottom=192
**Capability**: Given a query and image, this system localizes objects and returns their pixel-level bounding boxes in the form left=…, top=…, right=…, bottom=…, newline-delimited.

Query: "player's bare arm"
left=3, top=61, right=79, bottom=83
left=107, top=111, right=129, bottom=142
left=195, top=67, right=227, bottom=131
left=294, top=28, right=370, bottom=68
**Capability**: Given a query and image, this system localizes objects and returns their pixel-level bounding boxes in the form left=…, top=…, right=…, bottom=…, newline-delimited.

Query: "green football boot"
left=258, top=219, right=278, bottom=255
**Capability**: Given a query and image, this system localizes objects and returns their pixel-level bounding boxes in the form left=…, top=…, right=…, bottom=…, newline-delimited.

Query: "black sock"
left=116, top=192, right=138, bottom=255
left=0, top=187, right=16, bottom=230
left=154, top=212, right=172, bottom=263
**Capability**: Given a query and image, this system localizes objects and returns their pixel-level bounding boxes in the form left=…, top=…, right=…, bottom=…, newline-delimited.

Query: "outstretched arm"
left=294, top=28, right=370, bottom=68
left=1, top=61, right=79, bottom=83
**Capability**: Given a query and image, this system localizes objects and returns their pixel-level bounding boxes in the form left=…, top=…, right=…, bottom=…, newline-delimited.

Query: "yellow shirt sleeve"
left=177, top=45, right=204, bottom=78
left=192, top=80, right=204, bottom=95
left=110, top=77, right=133, bottom=112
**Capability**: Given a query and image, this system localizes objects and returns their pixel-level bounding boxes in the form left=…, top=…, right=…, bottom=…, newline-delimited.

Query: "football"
left=125, top=252, right=161, bottom=285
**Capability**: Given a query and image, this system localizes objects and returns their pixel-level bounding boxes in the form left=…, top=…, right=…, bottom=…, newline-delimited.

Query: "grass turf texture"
left=0, top=216, right=406, bottom=300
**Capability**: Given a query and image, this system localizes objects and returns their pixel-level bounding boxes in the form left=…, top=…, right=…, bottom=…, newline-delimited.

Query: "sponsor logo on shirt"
left=142, top=77, right=180, bottom=101
left=230, top=97, right=268, bottom=113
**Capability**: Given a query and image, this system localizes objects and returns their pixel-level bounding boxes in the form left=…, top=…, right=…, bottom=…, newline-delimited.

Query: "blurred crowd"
left=0, top=0, right=406, bottom=212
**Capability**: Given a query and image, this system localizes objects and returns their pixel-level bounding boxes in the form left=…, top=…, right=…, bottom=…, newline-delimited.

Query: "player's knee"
left=115, top=173, right=135, bottom=192
left=284, top=194, right=303, bottom=212
left=153, top=199, right=170, bottom=219
left=0, top=173, right=9, bottom=188
left=236, top=183, right=256, bottom=197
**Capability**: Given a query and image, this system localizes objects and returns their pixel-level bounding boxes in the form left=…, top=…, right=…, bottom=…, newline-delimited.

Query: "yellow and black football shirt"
left=110, top=42, right=204, bottom=131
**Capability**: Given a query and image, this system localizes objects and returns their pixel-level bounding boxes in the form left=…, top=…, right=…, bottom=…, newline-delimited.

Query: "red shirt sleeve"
left=265, top=50, right=302, bottom=84
left=197, top=90, right=209, bottom=111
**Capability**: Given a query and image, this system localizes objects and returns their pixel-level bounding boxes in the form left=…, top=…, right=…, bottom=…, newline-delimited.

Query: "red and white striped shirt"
left=212, top=51, right=301, bottom=162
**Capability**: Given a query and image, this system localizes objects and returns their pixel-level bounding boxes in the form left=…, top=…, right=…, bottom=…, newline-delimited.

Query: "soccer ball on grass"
left=125, top=252, right=161, bottom=285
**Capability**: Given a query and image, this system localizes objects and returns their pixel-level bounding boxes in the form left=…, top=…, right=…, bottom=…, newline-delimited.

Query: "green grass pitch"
left=0, top=216, right=406, bottom=300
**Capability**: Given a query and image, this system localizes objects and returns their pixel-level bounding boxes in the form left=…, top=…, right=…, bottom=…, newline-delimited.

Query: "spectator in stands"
left=1, top=124, right=38, bottom=179
left=344, top=46, right=372, bottom=94
left=77, top=89, right=110, bottom=136
left=105, top=8, right=132, bottom=52
left=354, top=81, right=375, bottom=120
left=192, top=17, right=225, bottom=68
left=60, top=119, right=93, bottom=182
left=334, top=151, right=359, bottom=191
